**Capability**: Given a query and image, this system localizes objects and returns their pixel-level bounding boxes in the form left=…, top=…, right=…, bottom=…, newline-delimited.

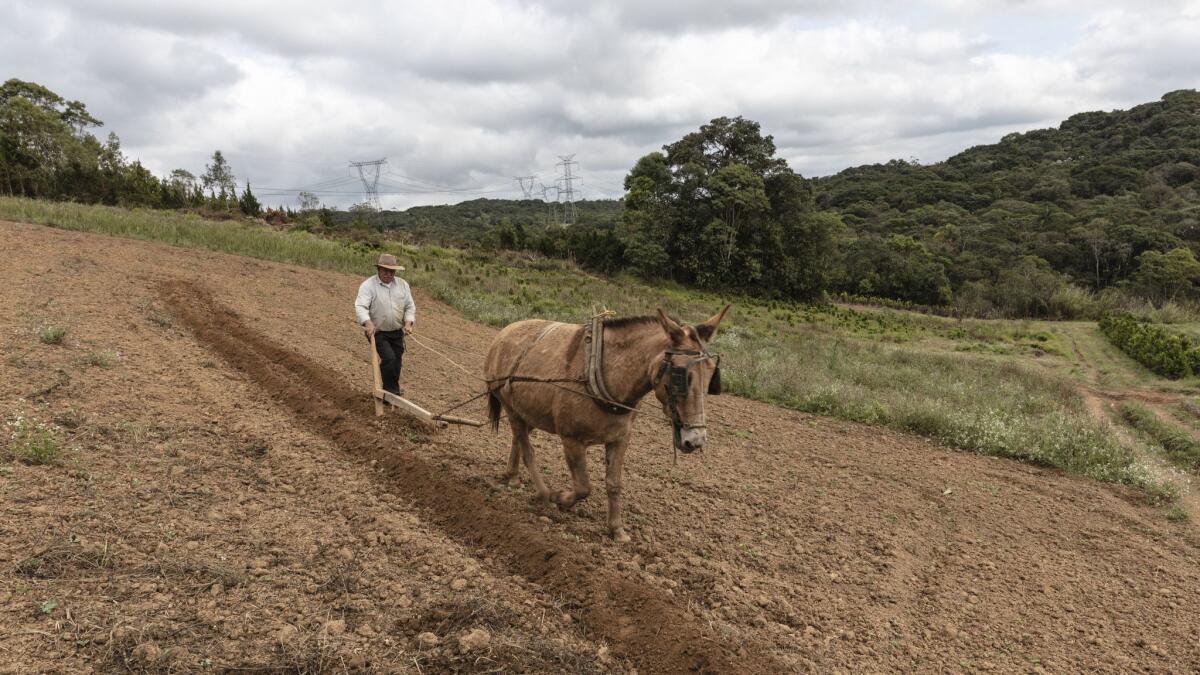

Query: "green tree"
left=1129, top=248, right=1200, bottom=305
left=840, top=235, right=951, bottom=305
left=239, top=181, right=261, bottom=217
left=620, top=153, right=674, bottom=278
left=707, top=163, right=770, bottom=270
left=988, top=256, right=1066, bottom=317
left=621, top=116, right=829, bottom=299
left=201, top=150, right=236, bottom=203
left=0, top=79, right=102, bottom=198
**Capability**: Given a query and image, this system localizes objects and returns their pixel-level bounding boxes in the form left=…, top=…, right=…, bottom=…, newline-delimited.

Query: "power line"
left=298, top=175, right=361, bottom=190
left=254, top=186, right=513, bottom=196
left=387, top=172, right=469, bottom=191
left=375, top=177, right=497, bottom=194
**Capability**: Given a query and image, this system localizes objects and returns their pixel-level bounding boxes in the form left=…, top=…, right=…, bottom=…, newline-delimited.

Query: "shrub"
left=82, top=350, right=118, bottom=368
left=1099, top=312, right=1200, bottom=379
left=38, top=325, right=67, bottom=345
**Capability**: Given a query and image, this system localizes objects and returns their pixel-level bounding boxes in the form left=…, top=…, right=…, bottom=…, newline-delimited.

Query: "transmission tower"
left=540, top=183, right=560, bottom=226
left=349, top=158, right=387, bottom=211
left=514, top=175, right=537, bottom=199
left=556, top=154, right=578, bottom=225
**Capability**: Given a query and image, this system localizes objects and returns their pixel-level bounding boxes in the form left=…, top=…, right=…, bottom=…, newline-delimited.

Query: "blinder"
left=708, top=356, right=722, bottom=396
left=653, top=347, right=721, bottom=456
left=656, top=349, right=721, bottom=400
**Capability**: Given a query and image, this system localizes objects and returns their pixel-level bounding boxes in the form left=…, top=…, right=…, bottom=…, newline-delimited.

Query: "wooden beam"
left=372, top=389, right=484, bottom=427
left=374, top=389, right=433, bottom=420
left=369, top=334, right=385, bottom=417
left=432, top=414, right=485, bottom=427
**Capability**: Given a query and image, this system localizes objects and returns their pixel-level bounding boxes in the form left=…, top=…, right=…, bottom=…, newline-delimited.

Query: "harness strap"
left=585, top=318, right=633, bottom=415
left=496, top=322, right=564, bottom=395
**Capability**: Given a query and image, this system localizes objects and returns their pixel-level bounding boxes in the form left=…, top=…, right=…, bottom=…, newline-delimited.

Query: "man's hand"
left=404, top=321, right=414, bottom=335
left=363, top=319, right=376, bottom=341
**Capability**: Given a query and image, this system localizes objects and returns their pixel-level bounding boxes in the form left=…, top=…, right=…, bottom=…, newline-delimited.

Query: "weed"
left=1165, top=505, right=1190, bottom=522
left=38, top=325, right=67, bottom=344
left=81, top=349, right=118, bottom=368
left=5, top=416, right=61, bottom=465
left=17, top=538, right=116, bottom=578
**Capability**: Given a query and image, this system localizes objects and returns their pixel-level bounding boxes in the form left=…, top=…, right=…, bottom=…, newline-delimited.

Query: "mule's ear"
left=695, top=304, right=731, bottom=341
left=656, top=308, right=685, bottom=343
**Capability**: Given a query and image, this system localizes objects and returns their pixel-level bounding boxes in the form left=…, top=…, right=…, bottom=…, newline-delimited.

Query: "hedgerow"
left=1099, top=311, right=1200, bottom=379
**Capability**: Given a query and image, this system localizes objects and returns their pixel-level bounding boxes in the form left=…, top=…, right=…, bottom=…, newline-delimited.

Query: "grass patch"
left=1165, top=505, right=1191, bottom=522
left=721, top=332, right=1158, bottom=491
left=81, top=349, right=119, bottom=368
left=1119, top=402, right=1200, bottom=472
left=5, top=415, right=62, bottom=465
left=38, top=325, right=67, bottom=345
left=0, top=196, right=1175, bottom=498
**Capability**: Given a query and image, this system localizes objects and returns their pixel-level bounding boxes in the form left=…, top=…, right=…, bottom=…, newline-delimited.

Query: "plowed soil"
left=3, top=219, right=1200, bottom=673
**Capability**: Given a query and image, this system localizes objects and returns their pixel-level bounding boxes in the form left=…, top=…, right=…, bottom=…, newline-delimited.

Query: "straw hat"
left=375, top=253, right=404, bottom=271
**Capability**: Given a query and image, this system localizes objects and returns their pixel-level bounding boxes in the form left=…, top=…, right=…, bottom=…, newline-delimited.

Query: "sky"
left=2, top=0, right=1198, bottom=210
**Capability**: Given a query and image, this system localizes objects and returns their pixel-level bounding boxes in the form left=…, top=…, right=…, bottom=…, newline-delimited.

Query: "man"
left=355, top=253, right=415, bottom=396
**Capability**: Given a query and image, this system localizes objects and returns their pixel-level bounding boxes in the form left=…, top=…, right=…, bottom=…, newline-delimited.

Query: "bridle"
left=652, top=346, right=722, bottom=453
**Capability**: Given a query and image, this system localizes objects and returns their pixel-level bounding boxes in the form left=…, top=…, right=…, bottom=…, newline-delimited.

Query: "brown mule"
left=484, top=306, right=729, bottom=542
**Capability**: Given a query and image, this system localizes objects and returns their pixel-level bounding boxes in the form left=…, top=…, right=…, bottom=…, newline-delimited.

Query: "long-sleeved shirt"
left=355, top=275, right=416, bottom=331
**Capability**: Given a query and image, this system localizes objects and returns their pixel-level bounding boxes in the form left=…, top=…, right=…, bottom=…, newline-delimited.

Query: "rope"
left=408, top=330, right=651, bottom=416
left=407, top=333, right=486, bottom=382
left=432, top=390, right=489, bottom=418
left=411, top=330, right=487, bottom=359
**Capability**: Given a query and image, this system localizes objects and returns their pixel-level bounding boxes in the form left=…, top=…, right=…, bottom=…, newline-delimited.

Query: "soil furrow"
left=160, top=279, right=781, bottom=674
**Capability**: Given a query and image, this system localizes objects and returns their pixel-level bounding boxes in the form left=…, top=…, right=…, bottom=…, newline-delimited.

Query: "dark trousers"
left=374, top=330, right=405, bottom=394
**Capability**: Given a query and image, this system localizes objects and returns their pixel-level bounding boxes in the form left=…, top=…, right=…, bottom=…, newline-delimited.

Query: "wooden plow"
left=370, top=335, right=484, bottom=427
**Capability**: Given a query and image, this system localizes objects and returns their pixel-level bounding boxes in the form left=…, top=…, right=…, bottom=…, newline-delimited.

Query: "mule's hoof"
left=610, top=528, right=631, bottom=544
left=502, top=473, right=521, bottom=487
left=555, top=490, right=577, bottom=511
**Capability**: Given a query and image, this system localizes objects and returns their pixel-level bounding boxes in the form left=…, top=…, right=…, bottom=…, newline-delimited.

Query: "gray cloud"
left=3, top=0, right=1198, bottom=207
left=533, top=0, right=856, bottom=33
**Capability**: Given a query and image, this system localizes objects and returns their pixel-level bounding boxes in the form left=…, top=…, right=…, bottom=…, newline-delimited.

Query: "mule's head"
left=650, top=305, right=730, bottom=453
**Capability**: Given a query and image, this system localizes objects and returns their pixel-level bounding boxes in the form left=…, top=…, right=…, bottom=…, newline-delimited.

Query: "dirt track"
left=3, top=219, right=1200, bottom=673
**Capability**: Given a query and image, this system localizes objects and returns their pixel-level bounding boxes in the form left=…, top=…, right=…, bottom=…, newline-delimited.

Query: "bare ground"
left=2, top=220, right=1200, bottom=673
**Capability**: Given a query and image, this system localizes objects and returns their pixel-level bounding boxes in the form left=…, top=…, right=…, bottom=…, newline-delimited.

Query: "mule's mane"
left=600, top=315, right=661, bottom=331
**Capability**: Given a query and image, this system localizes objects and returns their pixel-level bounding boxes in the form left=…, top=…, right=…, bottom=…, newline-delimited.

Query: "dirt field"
left=2, top=219, right=1199, bottom=673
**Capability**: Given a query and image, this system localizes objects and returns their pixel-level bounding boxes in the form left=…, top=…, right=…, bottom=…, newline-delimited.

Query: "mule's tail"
left=487, top=388, right=502, bottom=432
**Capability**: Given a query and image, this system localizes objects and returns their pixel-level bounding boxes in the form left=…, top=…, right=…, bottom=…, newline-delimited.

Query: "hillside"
left=816, top=90, right=1200, bottom=305
left=4, top=218, right=1200, bottom=671
left=360, top=197, right=623, bottom=243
